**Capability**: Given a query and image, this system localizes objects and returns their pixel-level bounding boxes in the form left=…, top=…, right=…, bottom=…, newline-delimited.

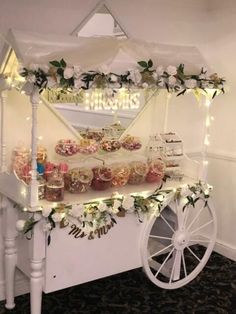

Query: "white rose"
left=110, top=74, right=118, bottom=82
left=63, top=66, right=74, bottom=79
left=51, top=212, right=63, bottom=223
left=43, top=222, right=52, bottom=232
left=98, top=202, right=108, bottom=212
left=42, top=207, right=52, bottom=218
left=129, top=70, right=142, bottom=84
left=85, top=213, right=93, bottom=222
left=166, top=65, right=177, bottom=76
left=28, top=74, right=36, bottom=83
left=185, top=79, right=197, bottom=89
left=70, top=204, right=84, bottom=218
left=168, top=76, right=176, bottom=86
left=74, top=66, right=81, bottom=78
left=113, top=199, right=121, bottom=210
left=142, top=82, right=149, bottom=88
left=156, top=66, right=164, bottom=75
left=122, top=196, right=134, bottom=210
left=109, top=207, right=119, bottom=214
left=16, top=219, right=26, bottom=231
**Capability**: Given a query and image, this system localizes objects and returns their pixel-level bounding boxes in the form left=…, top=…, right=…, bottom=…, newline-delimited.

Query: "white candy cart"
left=0, top=30, right=224, bottom=314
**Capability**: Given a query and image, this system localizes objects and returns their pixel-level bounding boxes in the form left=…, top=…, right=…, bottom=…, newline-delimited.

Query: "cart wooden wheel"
left=141, top=196, right=217, bottom=289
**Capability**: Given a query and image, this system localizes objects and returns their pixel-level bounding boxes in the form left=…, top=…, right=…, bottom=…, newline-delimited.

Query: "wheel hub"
left=172, top=230, right=190, bottom=250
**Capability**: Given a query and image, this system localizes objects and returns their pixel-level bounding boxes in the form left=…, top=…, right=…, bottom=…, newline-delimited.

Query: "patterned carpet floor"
left=0, top=249, right=236, bottom=314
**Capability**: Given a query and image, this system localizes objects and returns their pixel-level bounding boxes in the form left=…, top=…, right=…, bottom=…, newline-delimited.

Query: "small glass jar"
left=91, top=165, right=113, bottom=191
left=11, top=146, right=30, bottom=178
left=65, top=167, right=93, bottom=193
left=112, top=163, right=130, bottom=187
left=44, top=162, right=56, bottom=181
left=78, top=139, right=98, bottom=155
left=37, top=146, right=47, bottom=164
left=122, top=135, right=142, bottom=151
left=100, top=138, right=121, bottom=152
left=37, top=175, right=46, bottom=200
left=21, top=163, right=32, bottom=184
left=55, top=139, right=79, bottom=157
left=128, top=161, right=148, bottom=185
left=146, top=159, right=165, bottom=184
left=45, top=170, right=64, bottom=202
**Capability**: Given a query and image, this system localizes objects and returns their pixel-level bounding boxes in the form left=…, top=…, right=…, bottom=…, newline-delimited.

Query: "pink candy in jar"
left=11, top=146, right=30, bottom=179
left=78, top=139, right=98, bottom=155
left=128, top=161, right=148, bottom=185
left=121, top=135, right=142, bottom=151
left=21, top=163, right=32, bottom=184
left=112, top=163, right=130, bottom=187
left=91, top=166, right=113, bottom=191
left=55, top=139, right=79, bottom=156
left=146, top=159, right=165, bottom=184
left=44, top=162, right=56, bottom=180
left=58, top=162, right=69, bottom=175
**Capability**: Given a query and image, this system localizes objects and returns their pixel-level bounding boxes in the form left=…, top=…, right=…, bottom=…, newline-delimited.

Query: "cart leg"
left=30, top=259, right=43, bottom=314
left=3, top=198, right=18, bottom=310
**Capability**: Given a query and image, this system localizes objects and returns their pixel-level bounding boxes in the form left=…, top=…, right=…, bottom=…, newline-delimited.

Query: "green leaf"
left=60, top=58, right=67, bottom=68
left=138, top=61, right=148, bottom=68
left=147, top=59, right=153, bottom=68
left=177, top=89, right=186, bottom=96
left=212, top=90, right=217, bottom=99
left=49, top=60, right=61, bottom=67
left=47, top=234, right=51, bottom=246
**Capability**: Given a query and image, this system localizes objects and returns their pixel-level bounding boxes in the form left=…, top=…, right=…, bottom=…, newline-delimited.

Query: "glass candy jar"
left=45, top=170, right=64, bottom=202
left=78, top=139, right=98, bottom=155
left=11, top=145, right=30, bottom=179
left=146, top=158, right=165, bottom=184
left=55, top=139, right=79, bottom=157
left=65, top=167, right=93, bottom=193
left=128, top=161, right=148, bottom=185
left=37, top=146, right=47, bottom=164
left=91, top=165, right=113, bottom=191
left=122, top=135, right=142, bottom=151
left=44, top=162, right=56, bottom=181
left=80, top=129, right=105, bottom=142
left=100, top=138, right=121, bottom=153
left=112, top=163, right=130, bottom=187
left=37, top=175, right=46, bottom=200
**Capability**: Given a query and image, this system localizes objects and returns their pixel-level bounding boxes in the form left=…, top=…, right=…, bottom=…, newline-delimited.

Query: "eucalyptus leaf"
left=60, top=59, right=67, bottom=68
left=138, top=61, right=148, bottom=68
left=49, top=60, right=61, bottom=67
left=147, top=59, right=153, bottom=68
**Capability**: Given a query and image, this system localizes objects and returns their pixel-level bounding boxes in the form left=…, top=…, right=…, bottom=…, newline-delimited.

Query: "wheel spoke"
left=189, top=238, right=210, bottom=243
left=187, top=205, right=205, bottom=231
left=173, top=250, right=182, bottom=281
left=186, top=246, right=201, bottom=262
left=149, top=235, right=172, bottom=240
left=190, top=219, right=214, bottom=235
left=160, top=214, right=175, bottom=233
left=149, top=243, right=173, bottom=259
left=169, top=249, right=178, bottom=283
left=181, top=250, right=187, bottom=277
left=155, top=247, right=175, bottom=278
left=183, top=207, right=190, bottom=228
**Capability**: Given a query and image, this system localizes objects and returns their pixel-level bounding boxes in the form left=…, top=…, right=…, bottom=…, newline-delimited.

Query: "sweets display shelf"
left=0, top=30, right=223, bottom=314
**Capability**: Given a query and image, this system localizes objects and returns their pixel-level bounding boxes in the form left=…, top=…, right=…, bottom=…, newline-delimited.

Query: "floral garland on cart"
left=19, top=59, right=225, bottom=98
left=16, top=181, right=211, bottom=244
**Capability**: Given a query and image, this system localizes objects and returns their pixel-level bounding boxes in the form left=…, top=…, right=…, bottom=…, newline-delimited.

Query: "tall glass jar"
left=64, top=167, right=93, bottom=193
left=91, top=165, right=113, bottom=191
left=128, top=161, right=148, bottom=185
left=45, top=170, right=64, bottom=202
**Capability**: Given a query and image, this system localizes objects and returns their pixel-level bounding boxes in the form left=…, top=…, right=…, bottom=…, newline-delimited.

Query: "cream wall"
left=0, top=0, right=235, bottom=300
